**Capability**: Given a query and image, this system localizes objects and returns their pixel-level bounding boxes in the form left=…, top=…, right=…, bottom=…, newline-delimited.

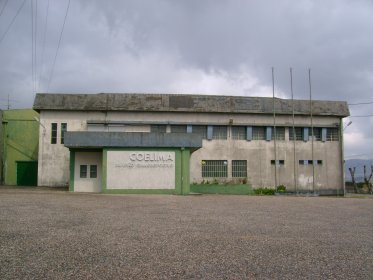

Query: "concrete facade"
left=33, top=93, right=349, bottom=194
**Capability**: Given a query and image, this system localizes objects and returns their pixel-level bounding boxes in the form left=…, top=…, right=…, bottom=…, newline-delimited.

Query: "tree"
left=348, top=167, right=359, bottom=194
left=363, top=165, right=373, bottom=194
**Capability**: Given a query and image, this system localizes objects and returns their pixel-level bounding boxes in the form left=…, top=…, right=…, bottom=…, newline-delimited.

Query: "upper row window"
left=51, top=123, right=67, bottom=144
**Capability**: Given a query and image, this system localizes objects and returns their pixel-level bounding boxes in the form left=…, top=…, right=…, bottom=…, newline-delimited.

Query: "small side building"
left=33, top=93, right=349, bottom=194
left=1, top=109, right=39, bottom=186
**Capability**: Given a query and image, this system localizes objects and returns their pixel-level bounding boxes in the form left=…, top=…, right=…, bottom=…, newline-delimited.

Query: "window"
left=327, top=128, right=339, bottom=141
left=271, top=160, right=285, bottom=165
left=232, top=160, right=247, bottom=177
left=299, top=160, right=321, bottom=165
left=252, top=126, right=266, bottom=140
left=232, top=126, right=246, bottom=140
left=80, top=165, right=98, bottom=178
left=212, top=126, right=227, bottom=140
left=51, top=123, right=57, bottom=144
left=170, top=125, right=187, bottom=133
left=150, top=125, right=167, bottom=133
left=272, top=127, right=285, bottom=140
left=202, top=160, right=228, bottom=177
left=80, top=165, right=87, bottom=178
left=61, top=123, right=67, bottom=144
left=193, top=125, right=207, bottom=139
left=311, top=127, right=321, bottom=141
left=289, top=127, right=303, bottom=141
left=90, top=165, right=97, bottom=178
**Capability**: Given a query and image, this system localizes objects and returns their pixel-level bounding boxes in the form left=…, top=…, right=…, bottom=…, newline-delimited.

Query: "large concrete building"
left=33, top=93, right=349, bottom=194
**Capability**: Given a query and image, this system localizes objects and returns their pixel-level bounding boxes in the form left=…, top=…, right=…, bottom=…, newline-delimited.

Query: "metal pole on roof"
left=290, top=68, right=297, bottom=193
left=272, top=67, right=278, bottom=189
left=309, top=68, right=315, bottom=194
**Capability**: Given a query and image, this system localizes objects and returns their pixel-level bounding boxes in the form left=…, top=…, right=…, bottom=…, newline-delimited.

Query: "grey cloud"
left=0, top=0, right=372, bottom=158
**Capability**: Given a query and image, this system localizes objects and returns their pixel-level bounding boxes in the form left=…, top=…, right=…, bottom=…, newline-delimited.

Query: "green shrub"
left=254, top=187, right=275, bottom=195
left=276, top=185, right=287, bottom=193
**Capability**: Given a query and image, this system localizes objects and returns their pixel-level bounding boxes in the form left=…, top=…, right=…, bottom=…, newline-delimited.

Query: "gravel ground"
left=1, top=187, right=373, bottom=280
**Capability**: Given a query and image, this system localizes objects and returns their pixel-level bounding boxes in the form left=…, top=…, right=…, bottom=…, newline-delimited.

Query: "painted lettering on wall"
left=107, top=151, right=176, bottom=189
left=129, top=152, right=174, bottom=162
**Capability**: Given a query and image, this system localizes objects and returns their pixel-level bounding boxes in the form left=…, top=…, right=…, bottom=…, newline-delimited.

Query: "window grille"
left=311, top=127, right=321, bottom=141
left=170, top=125, right=187, bottom=133
left=150, top=125, right=167, bottom=133
left=272, top=127, right=285, bottom=140
left=212, top=126, right=227, bottom=140
left=80, top=165, right=87, bottom=178
left=289, top=127, right=303, bottom=141
left=90, top=165, right=97, bottom=178
left=193, top=125, right=207, bottom=139
left=51, top=123, right=57, bottom=144
left=327, top=128, right=339, bottom=141
left=252, top=126, right=266, bottom=140
left=232, top=160, right=247, bottom=177
left=61, top=123, right=67, bottom=144
left=232, top=126, right=246, bottom=140
left=202, top=160, right=228, bottom=177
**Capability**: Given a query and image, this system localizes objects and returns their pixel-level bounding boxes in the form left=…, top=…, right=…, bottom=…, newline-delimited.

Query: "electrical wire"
left=349, top=115, right=373, bottom=118
left=46, top=0, right=71, bottom=92
left=0, top=0, right=27, bottom=44
left=0, top=0, right=9, bottom=18
left=345, top=153, right=373, bottom=159
left=348, top=101, right=373, bottom=106
left=32, top=0, right=34, bottom=94
left=37, top=0, right=49, bottom=92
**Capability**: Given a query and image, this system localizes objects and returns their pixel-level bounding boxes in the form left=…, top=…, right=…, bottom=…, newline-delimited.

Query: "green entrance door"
left=16, top=161, right=38, bottom=186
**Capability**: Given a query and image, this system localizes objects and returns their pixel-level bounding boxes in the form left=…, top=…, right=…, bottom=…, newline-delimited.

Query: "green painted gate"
left=16, top=161, right=38, bottom=186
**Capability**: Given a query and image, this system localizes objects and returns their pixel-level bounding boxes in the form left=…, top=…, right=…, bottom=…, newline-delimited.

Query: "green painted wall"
left=1, top=109, right=39, bottom=185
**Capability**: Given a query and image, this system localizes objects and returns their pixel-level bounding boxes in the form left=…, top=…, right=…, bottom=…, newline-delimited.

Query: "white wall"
left=74, top=152, right=102, bottom=192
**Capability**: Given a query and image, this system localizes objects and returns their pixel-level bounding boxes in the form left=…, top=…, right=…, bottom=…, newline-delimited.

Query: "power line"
left=38, top=0, right=50, bottom=92
left=349, top=115, right=373, bottom=118
left=0, top=0, right=27, bottom=44
left=46, top=0, right=71, bottom=92
left=0, top=0, right=9, bottom=18
left=345, top=153, right=373, bottom=158
left=348, top=101, right=373, bottom=106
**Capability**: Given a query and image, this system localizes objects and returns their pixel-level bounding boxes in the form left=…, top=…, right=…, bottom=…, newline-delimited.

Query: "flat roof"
left=33, top=93, right=350, bottom=117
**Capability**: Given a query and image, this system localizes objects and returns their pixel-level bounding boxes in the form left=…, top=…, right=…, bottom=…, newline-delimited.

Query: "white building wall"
left=37, top=110, right=343, bottom=192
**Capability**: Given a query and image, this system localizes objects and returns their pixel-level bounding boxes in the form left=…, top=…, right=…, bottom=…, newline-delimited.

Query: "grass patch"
left=190, top=184, right=254, bottom=195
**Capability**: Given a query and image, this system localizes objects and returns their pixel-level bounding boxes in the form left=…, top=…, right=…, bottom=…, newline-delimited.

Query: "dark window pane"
left=80, top=165, right=87, bottom=178
left=150, top=125, right=167, bottom=133
left=232, top=126, right=246, bottom=140
left=193, top=125, right=207, bottom=139
left=170, top=125, right=187, bottom=133
left=90, top=165, right=97, bottom=178
left=212, top=126, right=227, bottom=140
left=51, top=123, right=57, bottom=144
left=61, top=123, right=67, bottom=144
left=252, top=126, right=265, bottom=140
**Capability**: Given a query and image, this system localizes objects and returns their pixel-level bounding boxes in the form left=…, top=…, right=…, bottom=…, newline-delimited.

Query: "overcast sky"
left=0, top=0, right=373, bottom=160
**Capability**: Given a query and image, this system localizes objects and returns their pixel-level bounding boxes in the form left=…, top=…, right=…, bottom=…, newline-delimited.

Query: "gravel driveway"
left=1, top=187, right=372, bottom=279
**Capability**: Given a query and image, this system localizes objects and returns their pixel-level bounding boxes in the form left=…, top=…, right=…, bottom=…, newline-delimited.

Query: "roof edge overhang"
left=33, top=93, right=350, bottom=117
